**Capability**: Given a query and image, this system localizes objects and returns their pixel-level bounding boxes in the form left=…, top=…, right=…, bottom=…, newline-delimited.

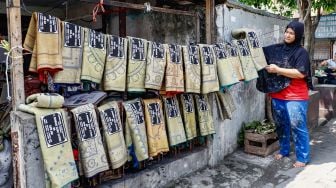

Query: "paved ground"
left=164, top=119, right=336, bottom=188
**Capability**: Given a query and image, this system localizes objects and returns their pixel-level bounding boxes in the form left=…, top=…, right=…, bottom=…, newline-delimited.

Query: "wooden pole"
left=206, top=0, right=215, bottom=44
left=6, top=0, right=25, bottom=187
left=81, top=0, right=197, bottom=17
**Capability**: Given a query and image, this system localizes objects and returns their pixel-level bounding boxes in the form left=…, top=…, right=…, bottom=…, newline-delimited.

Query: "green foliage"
left=238, top=0, right=336, bottom=17
left=237, top=120, right=276, bottom=147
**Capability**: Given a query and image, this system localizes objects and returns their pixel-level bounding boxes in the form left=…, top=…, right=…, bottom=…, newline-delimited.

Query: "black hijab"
left=257, top=21, right=313, bottom=93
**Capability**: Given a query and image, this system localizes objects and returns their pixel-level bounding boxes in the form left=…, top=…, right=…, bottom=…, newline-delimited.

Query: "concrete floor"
left=165, top=119, right=336, bottom=188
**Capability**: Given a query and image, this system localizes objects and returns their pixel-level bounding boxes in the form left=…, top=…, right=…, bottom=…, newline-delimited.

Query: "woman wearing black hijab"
left=263, top=21, right=311, bottom=168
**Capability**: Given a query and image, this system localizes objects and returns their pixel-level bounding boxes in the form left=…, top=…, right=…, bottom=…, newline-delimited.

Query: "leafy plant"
left=237, top=120, right=276, bottom=147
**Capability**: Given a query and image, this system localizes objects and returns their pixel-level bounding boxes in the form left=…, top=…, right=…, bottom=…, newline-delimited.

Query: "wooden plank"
left=6, top=0, right=25, bottom=110
left=206, top=0, right=215, bottom=44
left=81, top=0, right=197, bottom=17
left=6, top=0, right=25, bottom=187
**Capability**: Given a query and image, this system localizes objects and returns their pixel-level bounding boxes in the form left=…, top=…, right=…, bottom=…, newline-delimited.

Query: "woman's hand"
left=265, top=64, right=280, bottom=74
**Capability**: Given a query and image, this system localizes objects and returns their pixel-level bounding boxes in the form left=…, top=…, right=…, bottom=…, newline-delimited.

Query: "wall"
left=15, top=2, right=292, bottom=188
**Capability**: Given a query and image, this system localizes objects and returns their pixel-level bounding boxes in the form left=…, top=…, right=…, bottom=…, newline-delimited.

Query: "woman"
left=263, top=21, right=311, bottom=168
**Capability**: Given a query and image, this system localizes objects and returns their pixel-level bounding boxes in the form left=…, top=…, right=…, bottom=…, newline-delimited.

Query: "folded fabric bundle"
left=215, top=91, right=236, bottom=120
left=179, top=94, right=197, bottom=140
left=143, top=98, right=169, bottom=157
left=213, top=43, right=240, bottom=89
left=165, top=44, right=184, bottom=95
left=145, top=42, right=167, bottom=90
left=26, top=93, right=64, bottom=108
left=182, top=45, right=201, bottom=93
left=231, top=28, right=267, bottom=71
left=23, top=12, right=63, bottom=83
left=104, top=35, right=128, bottom=92
left=127, top=37, right=147, bottom=92
left=198, top=44, right=219, bottom=94
left=162, top=96, right=186, bottom=146
left=63, top=91, right=107, bottom=108
left=54, top=22, right=83, bottom=84
left=81, top=28, right=106, bottom=84
left=18, top=104, right=78, bottom=188
left=122, top=98, right=149, bottom=162
left=97, top=101, right=127, bottom=169
left=226, top=42, right=244, bottom=81
left=194, top=94, right=215, bottom=136
left=233, top=39, right=259, bottom=82
left=71, top=104, right=109, bottom=177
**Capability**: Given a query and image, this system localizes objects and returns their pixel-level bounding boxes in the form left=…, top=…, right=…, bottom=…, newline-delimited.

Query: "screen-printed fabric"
left=198, top=44, right=219, bottom=94
left=195, top=94, right=215, bottom=136
left=54, top=22, right=83, bottom=84
left=23, top=12, right=63, bottom=83
left=233, top=39, right=259, bottom=82
left=182, top=45, right=201, bottom=93
left=104, top=35, right=128, bottom=92
left=80, top=28, right=107, bottom=84
left=165, top=44, right=184, bottom=94
left=226, top=42, right=245, bottom=81
left=179, top=94, right=197, bottom=140
left=127, top=37, right=148, bottom=92
left=123, top=98, right=149, bottom=162
left=231, top=28, right=267, bottom=71
left=145, top=42, right=167, bottom=90
left=18, top=104, right=78, bottom=188
left=98, top=101, right=127, bottom=169
left=26, top=93, right=64, bottom=109
left=143, top=98, right=169, bottom=157
left=71, top=103, right=109, bottom=177
left=162, top=96, right=187, bottom=146
left=213, top=43, right=239, bottom=89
